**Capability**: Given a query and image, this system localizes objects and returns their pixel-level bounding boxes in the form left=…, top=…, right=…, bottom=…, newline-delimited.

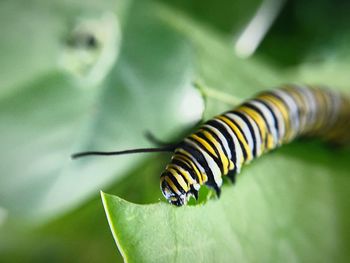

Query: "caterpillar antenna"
left=71, top=145, right=176, bottom=159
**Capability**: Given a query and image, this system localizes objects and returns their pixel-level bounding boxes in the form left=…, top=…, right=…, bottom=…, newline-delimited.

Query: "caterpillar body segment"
left=160, top=85, right=350, bottom=206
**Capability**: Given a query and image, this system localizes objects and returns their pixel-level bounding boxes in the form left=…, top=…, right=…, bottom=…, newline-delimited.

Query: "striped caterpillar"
left=72, top=85, right=350, bottom=206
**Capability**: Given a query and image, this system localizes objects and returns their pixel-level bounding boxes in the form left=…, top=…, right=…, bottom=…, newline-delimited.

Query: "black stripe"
left=265, top=91, right=293, bottom=130
left=187, top=136, right=223, bottom=175
left=244, top=102, right=271, bottom=147
left=205, top=119, right=237, bottom=166
left=170, top=166, right=190, bottom=189
left=227, top=111, right=257, bottom=158
left=163, top=172, right=186, bottom=195
left=312, top=89, right=327, bottom=127
left=171, top=158, right=198, bottom=183
left=294, top=87, right=314, bottom=125
left=201, top=126, right=231, bottom=172
left=254, top=98, right=280, bottom=140
left=196, top=131, right=225, bottom=174
left=224, top=113, right=250, bottom=152
left=175, top=151, right=203, bottom=183
left=180, top=140, right=218, bottom=189
left=244, top=102, right=271, bottom=133
left=276, top=90, right=301, bottom=131
left=218, top=116, right=249, bottom=161
left=236, top=110, right=264, bottom=153
left=281, top=88, right=304, bottom=128
left=321, top=90, right=332, bottom=124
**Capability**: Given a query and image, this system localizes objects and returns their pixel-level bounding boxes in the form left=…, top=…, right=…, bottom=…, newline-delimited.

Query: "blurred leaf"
left=257, top=0, right=350, bottom=66
left=287, top=59, right=350, bottom=91
left=0, top=0, right=202, bottom=223
left=0, top=0, right=129, bottom=98
left=154, top=2, right=284, bottom=118
left=158, top=0, right=262, bottom=34
left=0, top=193, right=123, bottom=263
left=1, top=0, right=350, bottom=262
left=0, top=155, right=168, bottom=262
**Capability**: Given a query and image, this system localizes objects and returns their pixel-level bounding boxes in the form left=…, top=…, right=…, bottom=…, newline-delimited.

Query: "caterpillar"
left=72, top=84, right=350, bottom=206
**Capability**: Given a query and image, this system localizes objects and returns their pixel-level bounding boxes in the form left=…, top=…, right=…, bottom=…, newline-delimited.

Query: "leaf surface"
left=0, top=0, right=200, bottom=222
left=101, top=2, right=350, bottom=263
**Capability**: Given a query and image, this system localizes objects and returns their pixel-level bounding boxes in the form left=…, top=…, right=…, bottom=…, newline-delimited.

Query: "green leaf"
left=0, top=0, right=128, bottom=98
left=100, top=2, right=350, bottom=262
left=2, top=0, right=350, bottom=261
left=102, top=142, right=350, bottom=262
left=0, top=0, right=203, bottom=222
left=0, top=194, right=123, bottom=262
left=159, top=0, right=262, bottom=34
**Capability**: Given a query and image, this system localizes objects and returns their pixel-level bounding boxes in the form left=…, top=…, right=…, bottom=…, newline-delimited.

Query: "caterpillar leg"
left=145, top=118, right=205, bottom=147
left=205, top=182, right=221, bottom=197
left=226, top=169, right=237, bottom=184
left=144, top=131, right=178, bottom=148
left=214, top=185, right=221, bottom=198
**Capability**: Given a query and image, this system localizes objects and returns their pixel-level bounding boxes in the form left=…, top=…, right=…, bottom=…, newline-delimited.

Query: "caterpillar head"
left=160, top=171, right=199, bottom=206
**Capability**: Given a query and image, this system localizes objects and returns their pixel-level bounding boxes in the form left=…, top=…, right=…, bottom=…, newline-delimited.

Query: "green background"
left=0, top=0, right=349, bottom=262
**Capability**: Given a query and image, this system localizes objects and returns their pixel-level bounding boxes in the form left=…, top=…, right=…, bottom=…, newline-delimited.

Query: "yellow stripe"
left=218, top=115, right=252, bottom=162
left=259, top=95, right=291, bottom=142
left=203, top=125, right=236, bottom=170
left=173, top=154, right=202, bottom=184
left=190, top=133, right=229, bottom=175
left=282, top=87, right=307, bottom=132
left=200, top=129, right=232, bottom=174
left=168, top=168, right=189, bottom=192
left=239, top=106, right=270, bottom=151
left=312, top=89, right=327, bottom=130
left=319, top=90, right=332, bottom=128
left=190, top=134, right=218, bottom=158
left=176, top=150, right=205, bottom=184
left=167, top=163, right=194, bottom=185
left=164, top=176, right=181, bottom=195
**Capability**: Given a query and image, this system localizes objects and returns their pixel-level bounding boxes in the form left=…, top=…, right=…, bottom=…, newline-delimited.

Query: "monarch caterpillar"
left=72, top=84, right=350, bottom=206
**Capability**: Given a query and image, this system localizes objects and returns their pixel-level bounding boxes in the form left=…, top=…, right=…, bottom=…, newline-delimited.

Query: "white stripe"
left=316, top=88, right=341, bottom=133
left=239, top=112, right=263, bottom=156
left=284, top=86, right=308, bottom=134
left=184, top=139, right=223, bottom=188
left=245, top=101, right=278, bottom=148
left=176, top=148, right=206, bottom=177
left=290, top=86, right=310, bottom=133
left=171, top=164, right=196, bottom=185
left=200, top=126, right=231, bottom=172
left=328, top=90, right=342, bottom=128
left=262, top=98, right=286, bottom=143
left=297, top=86, right=318, bottom=132
left=272, top=89, right=300, bottom=138
left=164, top=177, right=182, bottom=196
left=203, top=124, right=232, bottom=160
left=225, top=112, right=254, bottom=158
left=215, top=119, right=244, bottom=172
